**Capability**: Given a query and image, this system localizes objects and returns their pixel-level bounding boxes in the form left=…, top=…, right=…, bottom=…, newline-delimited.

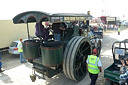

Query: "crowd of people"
left=35, top=22, right=66, bottom=41
left=103, top=24, right=119, bottom=31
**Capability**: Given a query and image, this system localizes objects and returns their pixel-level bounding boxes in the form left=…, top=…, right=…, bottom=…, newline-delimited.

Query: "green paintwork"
left=33, top=62, right=59, bottom=78
left=63, top=26, right=79, bottom=41
left=72, top=25, right=79, bottom=36
left=104, top=64, right=120, bottom=83
left=33, top=57, right=60, bottom=78
left=41, top=42, right=63, bottom=66
left=23, top=40, right=40, bottom=59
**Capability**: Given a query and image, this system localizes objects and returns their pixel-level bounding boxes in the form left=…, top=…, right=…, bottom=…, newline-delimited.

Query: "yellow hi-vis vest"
left=88, top=55, right=99, bottom=74
left=18, top=42, right=23, bottom=52
left=118, top=28, right=120, bottom=32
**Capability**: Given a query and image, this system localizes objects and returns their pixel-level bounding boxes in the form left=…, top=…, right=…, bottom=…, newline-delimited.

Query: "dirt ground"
left=0, top=28, right=128, bottom=85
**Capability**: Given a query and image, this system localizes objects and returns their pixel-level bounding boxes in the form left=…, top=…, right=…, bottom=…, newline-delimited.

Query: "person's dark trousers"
left=118, top=32, right=120, bottom=35
left=89, top=72, right=98, bottom=85
left=126, top=79, right=128, bottom=85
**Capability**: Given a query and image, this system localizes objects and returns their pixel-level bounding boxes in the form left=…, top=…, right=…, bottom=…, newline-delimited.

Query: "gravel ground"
left=0, top=28, right=128, bottom=85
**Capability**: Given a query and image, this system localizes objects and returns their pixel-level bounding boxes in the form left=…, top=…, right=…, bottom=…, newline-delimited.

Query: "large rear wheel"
left=63, top=36, right=92, bottom=81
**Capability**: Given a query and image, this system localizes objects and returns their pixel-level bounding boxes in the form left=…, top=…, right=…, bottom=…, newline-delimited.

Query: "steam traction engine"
left=13, top=11, right=101, bottom=81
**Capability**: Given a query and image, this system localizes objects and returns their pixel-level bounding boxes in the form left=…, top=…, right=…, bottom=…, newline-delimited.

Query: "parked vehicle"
left=104, top=39, right=128, bottom=85
left=9, top=39, right=27, bottom=55
left=9, top=40, right=20, bottom=55
left=0, top=20, right=35, bottom=50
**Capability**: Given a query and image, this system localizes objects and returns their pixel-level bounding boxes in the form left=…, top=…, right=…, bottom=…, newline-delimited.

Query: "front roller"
left=63, top=36, right=92, bottom=81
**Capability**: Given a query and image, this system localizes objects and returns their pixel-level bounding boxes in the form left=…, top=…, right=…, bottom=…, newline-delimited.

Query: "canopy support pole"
left=27, top=23, right=30, bottom=40
left=39, top=22, right=42, bottom=46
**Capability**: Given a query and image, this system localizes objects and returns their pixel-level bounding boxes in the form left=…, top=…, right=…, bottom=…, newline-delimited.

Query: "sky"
left=0, top=0, right=128, bottom=20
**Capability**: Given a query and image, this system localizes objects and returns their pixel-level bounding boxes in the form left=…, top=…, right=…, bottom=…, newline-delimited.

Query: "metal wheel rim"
left=97, top=40, right=101, bottom=56
left=73, top=40, right=91, bottom=81
left=63, top=36, right=92, bottom=81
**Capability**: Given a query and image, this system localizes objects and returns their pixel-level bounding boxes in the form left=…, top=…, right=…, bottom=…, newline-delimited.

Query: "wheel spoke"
left=77, top=49, right=81, bottom=56
left=78, top=49, right=84, bottom=57
left=81, top=46, right=90, bottom=53
left=75, top=62, right=85, bottom=77
left=77, top=50, right=84, bottom=60
left=75, top=68, right=80, bottom=77
left=80, top=42, right=87, bottom=51
left=78, top=49, right=81, bottom=54
left=79, top=65, right=84, bottom=75
left=75, top=62, right=79, bottom=68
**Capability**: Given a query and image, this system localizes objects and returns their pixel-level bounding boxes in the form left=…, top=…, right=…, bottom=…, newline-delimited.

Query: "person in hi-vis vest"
left=118, top=27, right=120, bottom=35
left=86, top=48, right=102, bottom=85
left=18, top=38, right=26, bottom=63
